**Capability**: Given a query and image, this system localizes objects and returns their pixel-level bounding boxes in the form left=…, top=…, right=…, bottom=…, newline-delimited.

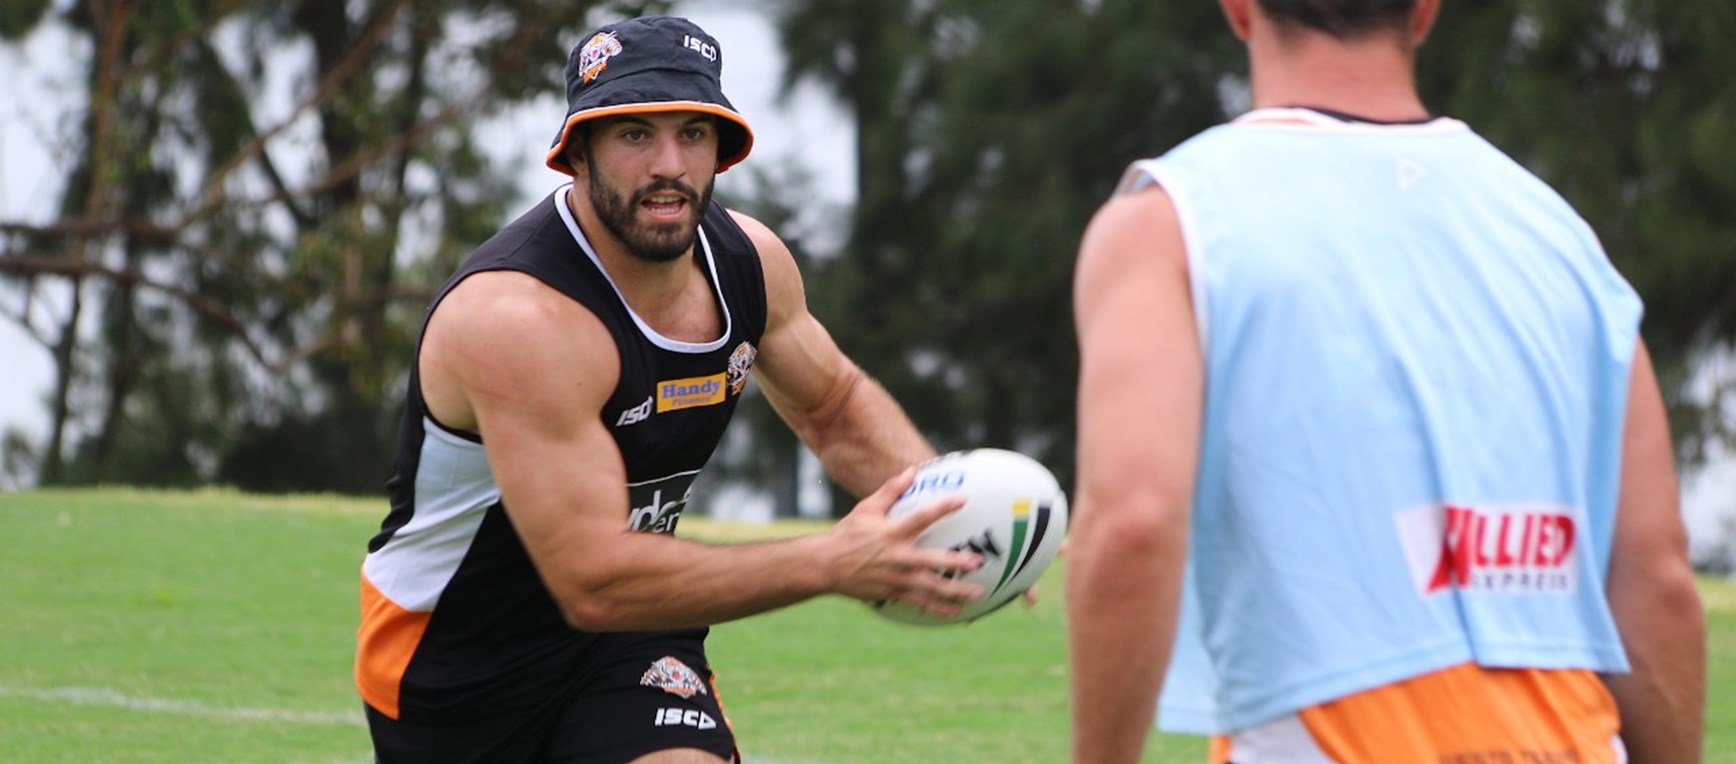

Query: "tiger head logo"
left=640, top=656, right=709, bottom=698
left=726, top=341, right=757, bottom=396
left=577, top=31, right=623, bottom=84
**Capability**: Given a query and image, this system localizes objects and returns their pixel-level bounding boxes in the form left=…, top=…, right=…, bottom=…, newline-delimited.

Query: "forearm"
left=798, top=372, right=933, bottom=496
left=542, top=476, right=977, bottom=632
left=552, top=531, right=839, bottom=631
left=1067, top=495, right=1187, bottom=764
left=1600, top=340, right=1705, bottom=762
left=1602, top=566, right=1706, bottom=762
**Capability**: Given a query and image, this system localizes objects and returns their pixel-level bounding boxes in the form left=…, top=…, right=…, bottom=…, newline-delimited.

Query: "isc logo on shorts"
left=654, top=708, right=717, bottom=729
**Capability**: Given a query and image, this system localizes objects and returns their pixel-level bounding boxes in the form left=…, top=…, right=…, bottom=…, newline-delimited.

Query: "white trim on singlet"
left=551, top=184, right=732, bottom=354
left=1113, top=160, right=1212, bottom=357
left=1230, top=107, right=1468, bottom=134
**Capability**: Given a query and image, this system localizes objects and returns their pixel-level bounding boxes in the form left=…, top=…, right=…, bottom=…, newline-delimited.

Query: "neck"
left=1246, top=28, right=1429, bottom=122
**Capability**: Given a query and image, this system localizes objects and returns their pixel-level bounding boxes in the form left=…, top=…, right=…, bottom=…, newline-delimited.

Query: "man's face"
left=577, top=112, right=719, bottom=263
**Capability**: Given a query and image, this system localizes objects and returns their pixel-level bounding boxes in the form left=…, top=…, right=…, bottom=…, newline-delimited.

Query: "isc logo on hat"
left=682, top=34, right=717, bottom=62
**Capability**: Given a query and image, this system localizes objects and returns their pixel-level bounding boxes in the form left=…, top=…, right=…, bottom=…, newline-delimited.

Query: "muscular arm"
left=1067, top=186, right=1201, bottom=764
left=419, top=270, right=977, bottom=632
left=1602, top=340, right=1705, bottom=763
left=734, top=211, right=934, bottom=495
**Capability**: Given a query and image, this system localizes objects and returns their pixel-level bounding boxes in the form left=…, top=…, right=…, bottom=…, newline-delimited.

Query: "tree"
left=0, top=0, right=668, bottom=491
left=1418, top=0, right=1736, bottom=462
left=771, top=0, right=1733, bottom=504
left=773, top=0, right=1238, bottom=497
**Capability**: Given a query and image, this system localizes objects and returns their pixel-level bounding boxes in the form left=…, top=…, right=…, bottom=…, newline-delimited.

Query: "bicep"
left=1609, top=340, right=1687, bottom=572
left=431, top=278, right=632, bottom=577
left=1073, top=188, right=1202, bottom=507
left=735, top=211, right=859, bottom=424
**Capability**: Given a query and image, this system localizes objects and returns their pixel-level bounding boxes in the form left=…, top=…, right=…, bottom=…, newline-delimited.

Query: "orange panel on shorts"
left=1297, top=662, right=1620, bottom=763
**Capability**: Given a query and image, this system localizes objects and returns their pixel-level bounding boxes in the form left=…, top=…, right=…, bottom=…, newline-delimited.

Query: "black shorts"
left=367, top=638, right=739, bottom=764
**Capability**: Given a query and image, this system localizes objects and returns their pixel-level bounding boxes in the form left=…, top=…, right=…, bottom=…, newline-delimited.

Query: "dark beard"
left=587, top=174, right=715, bottom=263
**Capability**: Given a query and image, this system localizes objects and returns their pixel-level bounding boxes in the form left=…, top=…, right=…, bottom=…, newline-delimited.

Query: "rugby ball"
left=873, top=448, right=1069, bottom=626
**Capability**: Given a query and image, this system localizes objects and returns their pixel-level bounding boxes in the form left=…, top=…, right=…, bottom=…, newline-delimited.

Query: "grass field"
left=0, top=489, right=1729, bottom=763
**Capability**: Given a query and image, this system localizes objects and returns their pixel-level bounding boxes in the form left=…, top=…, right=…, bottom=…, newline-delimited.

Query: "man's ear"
left=1410, top=0, right=1441, bottom=46
left=1218, top=0, right=1254, bottom=42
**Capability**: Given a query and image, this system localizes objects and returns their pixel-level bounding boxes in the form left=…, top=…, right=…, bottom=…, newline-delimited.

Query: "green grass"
left=0, top=489, right=1729, bottom=763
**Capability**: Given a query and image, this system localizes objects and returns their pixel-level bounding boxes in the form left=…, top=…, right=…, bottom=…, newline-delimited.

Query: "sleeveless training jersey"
left=356, top=186, right=767, bottom=722
left=1119, top=109, right=1643, bottom=735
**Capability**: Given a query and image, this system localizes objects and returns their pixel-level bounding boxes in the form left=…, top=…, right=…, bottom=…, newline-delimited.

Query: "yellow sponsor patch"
left=656, top=373, right=727, bottom=412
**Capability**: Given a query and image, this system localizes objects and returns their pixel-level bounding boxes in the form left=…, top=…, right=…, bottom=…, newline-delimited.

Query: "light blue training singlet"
left=1120, top=108, right=1644, bottom=735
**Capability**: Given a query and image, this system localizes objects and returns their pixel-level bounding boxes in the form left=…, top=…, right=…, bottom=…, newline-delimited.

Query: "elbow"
left=1078, top=478, right=1189, bottom=532
left=1607, top=554, right=1707, bottom=657
left=1647, top=569, right=1707, bottom=630
left=557, top=599, right=617, bottom=632
left=550, top=580, right=635, bottom=632
left=1071, top=488, right=1190, bottom=564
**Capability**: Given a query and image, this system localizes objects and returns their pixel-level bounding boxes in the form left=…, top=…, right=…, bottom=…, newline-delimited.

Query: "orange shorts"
left=1210, top=663, right=1624, bottom=763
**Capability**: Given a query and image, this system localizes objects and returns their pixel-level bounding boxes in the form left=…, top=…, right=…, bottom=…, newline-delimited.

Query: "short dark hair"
left=1257, top=0, right=1415, bottom=39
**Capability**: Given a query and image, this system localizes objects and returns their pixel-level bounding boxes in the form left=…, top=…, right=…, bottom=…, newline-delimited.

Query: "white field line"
left=2, top=685, right=834, bottom=763
left=0, top=685, right=364, bottom=726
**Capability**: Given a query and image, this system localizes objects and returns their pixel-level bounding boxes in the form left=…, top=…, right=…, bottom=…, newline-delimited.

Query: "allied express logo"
left=1399, top=504, right=1580, bottom=595
left=656, top=373, right=726, bottom=413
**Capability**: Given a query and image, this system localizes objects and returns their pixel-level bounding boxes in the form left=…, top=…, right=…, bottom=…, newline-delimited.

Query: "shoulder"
left=1076, top=185, right=1186, bottom=299
left=723, top=208, right=784, bottom=257
left=428, top=269, right=619, bottom=391
left=725, top=209, right=806, bottom=312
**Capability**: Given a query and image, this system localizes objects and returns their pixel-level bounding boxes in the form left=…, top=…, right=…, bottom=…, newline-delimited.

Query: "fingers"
left=885, top=568, right=985, bottom=619
left=888, top=492, right=967, bottom=537
left=857, top=466, right=917, bottom=518
left=828, top=466, right=987, bottom=613
left=911, top=543, right=980, bottom=579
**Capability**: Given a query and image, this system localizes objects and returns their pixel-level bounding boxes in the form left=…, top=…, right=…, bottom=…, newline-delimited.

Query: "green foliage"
left=3, top=1, right=1731, bottom=498
left=775, top=0, right=1240, bottom=488
left=767, top=0, right=1735, bottom=490
left=0, top=0, right=50, bottom=40
left=1419, top=0, right=1736, bottom=458
left=0, top=1, right=622, bottom=490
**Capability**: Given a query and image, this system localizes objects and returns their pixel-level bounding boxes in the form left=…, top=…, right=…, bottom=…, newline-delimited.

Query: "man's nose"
left=648, top=135, right=688, bottom=180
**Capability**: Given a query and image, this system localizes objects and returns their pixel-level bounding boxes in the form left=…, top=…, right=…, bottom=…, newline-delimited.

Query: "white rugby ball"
left=873, top=448, right=1070, bottom=626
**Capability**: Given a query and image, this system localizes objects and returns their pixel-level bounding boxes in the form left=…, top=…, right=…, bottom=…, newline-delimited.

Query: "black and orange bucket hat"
left=545, top=15, right=755, bottom=176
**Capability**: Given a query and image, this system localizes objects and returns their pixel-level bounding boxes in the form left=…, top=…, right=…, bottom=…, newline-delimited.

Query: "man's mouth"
left=640, top=191, right=690, bottom=220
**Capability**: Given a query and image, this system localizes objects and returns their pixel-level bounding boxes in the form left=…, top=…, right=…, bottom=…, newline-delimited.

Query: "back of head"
left=1257, top=0, right=1416, bottom=39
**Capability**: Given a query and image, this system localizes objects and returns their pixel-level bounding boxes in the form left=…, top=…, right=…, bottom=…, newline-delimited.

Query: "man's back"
left=1067, top=2, right=1705, bottom=761
left=1122, top=108, right=1642, bottom=733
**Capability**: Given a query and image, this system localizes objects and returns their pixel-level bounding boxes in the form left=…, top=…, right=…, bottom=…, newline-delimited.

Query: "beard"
left=587, top=172, right=715, bottom=264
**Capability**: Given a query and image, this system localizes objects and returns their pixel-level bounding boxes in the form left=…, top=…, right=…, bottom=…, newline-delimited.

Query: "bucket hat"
left=545, top=16, right=754, bottom=175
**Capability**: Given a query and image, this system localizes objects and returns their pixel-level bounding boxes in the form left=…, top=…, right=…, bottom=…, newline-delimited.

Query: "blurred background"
left=1, top=0, right=1732, bottom=572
